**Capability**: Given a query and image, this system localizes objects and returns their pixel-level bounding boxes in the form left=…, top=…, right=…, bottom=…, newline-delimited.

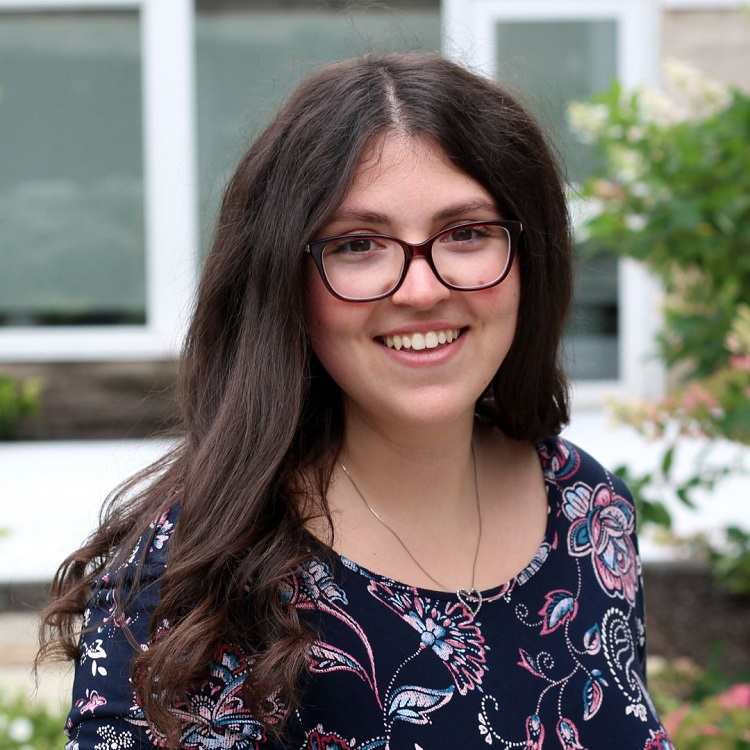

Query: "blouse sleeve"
left=65, top=508, right=285, bottom=750
left=65, top=509, right=177, bottom=750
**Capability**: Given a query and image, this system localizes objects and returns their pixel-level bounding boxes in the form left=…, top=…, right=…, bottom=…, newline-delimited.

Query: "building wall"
left=663, top=8, right=750, bottom=89
left=2, top=3, right=749, bottom=440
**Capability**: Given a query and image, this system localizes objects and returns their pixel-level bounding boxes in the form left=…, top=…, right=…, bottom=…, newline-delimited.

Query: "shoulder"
left=66, top=505, right=181, bottom=748
left=537, top=435, right=642, bottom=609
left=94, top=504, right=179, bottom=594
left=537, top=434, right=631, bottom=499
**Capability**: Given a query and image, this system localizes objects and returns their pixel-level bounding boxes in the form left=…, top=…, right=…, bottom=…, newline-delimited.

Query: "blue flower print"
left=538, top=439, right=580, bottom=481
left=281, top=559, right=348, bottom=608
left=149, top=511, right=174, bottom=553
left=368, top=581, right=486, bottom=695
left=173, top=645, right=277, bottom=750
left=129, top=644, right=279, bottom=750
left=538, top=589, right=578, bottom=635
left=556, top=717, right=585, bottom=749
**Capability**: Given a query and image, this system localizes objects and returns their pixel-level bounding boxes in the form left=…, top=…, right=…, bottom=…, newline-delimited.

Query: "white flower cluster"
left=568, top=58, right=732, bottom=141
left=7, top=715, right=34, bottom=747
left=567, top=101, right=609, bottom=144
left=641, top=58, right=732, bottom=127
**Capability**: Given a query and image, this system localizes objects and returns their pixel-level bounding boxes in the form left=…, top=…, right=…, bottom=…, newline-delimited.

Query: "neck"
left=338, top=405, right=476, bottom=520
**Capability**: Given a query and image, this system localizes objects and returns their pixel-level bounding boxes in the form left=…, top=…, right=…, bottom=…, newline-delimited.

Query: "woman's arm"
left=65, top=511, right=175, bottom=749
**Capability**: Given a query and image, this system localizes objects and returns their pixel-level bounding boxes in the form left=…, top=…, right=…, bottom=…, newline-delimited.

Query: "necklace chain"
left=339, top=446, right=484, bottom=618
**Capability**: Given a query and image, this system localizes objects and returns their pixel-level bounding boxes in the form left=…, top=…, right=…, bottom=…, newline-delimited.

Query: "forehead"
left=332, top=133, right=498, bottom=223
left=350, top=133, right=451, bottom=190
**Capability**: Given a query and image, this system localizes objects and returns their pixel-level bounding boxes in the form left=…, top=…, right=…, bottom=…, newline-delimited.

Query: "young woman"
left=41, top=52, right=673, bottom=749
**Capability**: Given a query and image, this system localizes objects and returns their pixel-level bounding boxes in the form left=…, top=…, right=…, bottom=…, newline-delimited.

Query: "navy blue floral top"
left=65, top=437, right=673, bottom=750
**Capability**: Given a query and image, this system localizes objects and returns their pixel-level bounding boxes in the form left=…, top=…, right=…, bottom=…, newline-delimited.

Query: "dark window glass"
left=0, top=12, right=145, bottom=327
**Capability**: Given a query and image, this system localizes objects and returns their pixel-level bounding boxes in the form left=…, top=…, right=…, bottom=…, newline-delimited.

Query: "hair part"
left=39, top=51, right=572, bottom=744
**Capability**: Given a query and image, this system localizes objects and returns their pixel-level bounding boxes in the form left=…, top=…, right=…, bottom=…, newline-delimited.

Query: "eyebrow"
left=329, top=200, right=500, bottom=226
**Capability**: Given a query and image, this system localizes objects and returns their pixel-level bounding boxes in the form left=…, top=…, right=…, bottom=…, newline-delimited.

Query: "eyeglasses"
left=305, top=220, right=523, bottom=302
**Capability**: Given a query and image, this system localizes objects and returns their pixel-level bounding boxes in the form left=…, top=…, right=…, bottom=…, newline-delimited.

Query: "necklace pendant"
left=457, top=587, right=483, bottom=618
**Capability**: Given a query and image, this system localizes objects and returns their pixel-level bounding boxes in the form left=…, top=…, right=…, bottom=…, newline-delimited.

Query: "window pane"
left=494, top=20, right=619, bottom=380
left=0, top=12, right=145, bottom=327
left=196, top=2, right=440, bottom=250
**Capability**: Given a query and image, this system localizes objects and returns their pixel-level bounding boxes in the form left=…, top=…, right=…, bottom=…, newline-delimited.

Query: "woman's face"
left=305, top=134, right=520, bottom=434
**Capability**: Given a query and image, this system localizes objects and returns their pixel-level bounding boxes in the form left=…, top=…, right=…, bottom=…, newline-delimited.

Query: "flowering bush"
left=649, top=659, right=750, bottom=748
left=0, top=692, right=67, bottom=750
left=570, top=58, right=750, bottom=388
left=569, top=59, right=750, bottom=593
left=663, top=683, right=750, bottom=748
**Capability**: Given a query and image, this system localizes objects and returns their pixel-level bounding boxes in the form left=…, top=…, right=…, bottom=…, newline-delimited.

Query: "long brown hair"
left=39, top=52, right=573, bottom=743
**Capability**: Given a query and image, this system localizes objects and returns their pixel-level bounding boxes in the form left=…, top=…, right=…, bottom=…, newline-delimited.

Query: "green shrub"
left=0, top=376, right=43, bottom=440
left=570, top=59, right=750, bottom=595
left=663, top=684, right=750, bottom=749
left=0, top=692, right=67, bottom=750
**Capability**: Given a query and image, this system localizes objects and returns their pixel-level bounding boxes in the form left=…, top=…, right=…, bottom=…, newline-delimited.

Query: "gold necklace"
left=338, top=446, right=484, bottom=618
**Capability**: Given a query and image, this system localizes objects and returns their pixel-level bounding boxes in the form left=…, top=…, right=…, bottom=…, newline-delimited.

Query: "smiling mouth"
left=381, top=328, right=462, bottom=351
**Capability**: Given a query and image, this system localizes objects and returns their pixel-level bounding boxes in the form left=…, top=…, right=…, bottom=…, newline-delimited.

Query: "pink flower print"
left=643, top=728, right=675, bottom=750
left=149, top=511, right=175, bottom=552
left=562, top=481, right=638, bottom=605
left=556, top=718, right=586, bottom=750
left=538, top=440, right=580, bottom=481
left=538, top=589, right=578, bottom=635
left=525, top=713, right=545, bottom=749
left=368, top=581, right=486, bottom=695
left=170, top=645, right=272, bottom=750
left=101, top=601, right=132, bottom=632
left=305, top=727, right=354, bottom=750
left=75, top=689, right=107, bottom=714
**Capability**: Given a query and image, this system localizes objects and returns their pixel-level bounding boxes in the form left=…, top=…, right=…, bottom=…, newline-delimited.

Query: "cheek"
left=305, top=271, right=366, bottom=376
left=305, top=273, right=337, bottom=359
left=482, top=264, right=520, bottom=327
left=497, top=262, right=521, bottom=327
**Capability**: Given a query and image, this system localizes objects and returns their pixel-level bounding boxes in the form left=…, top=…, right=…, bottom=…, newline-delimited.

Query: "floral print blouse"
left=65, top=437, right=673, bottom=749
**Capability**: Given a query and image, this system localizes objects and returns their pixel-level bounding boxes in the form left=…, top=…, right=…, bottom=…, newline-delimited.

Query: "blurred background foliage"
left=0, top=376, right=43, bottom=441
left=570, top=59, right=750, bottom=598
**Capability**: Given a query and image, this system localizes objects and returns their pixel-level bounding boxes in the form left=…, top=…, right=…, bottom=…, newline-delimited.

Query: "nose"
left=390, top=256, right=451, bottom=309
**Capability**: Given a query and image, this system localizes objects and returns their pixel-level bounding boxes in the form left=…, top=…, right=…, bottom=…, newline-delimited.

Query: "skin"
left=306, top=134, right=548, bottom=592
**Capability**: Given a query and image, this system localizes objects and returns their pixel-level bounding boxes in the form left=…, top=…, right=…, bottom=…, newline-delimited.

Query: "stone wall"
left=1, top=361, right=179, bottom=440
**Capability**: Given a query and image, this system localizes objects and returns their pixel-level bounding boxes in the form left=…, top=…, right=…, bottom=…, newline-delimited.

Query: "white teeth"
left=383, top=328, right=461, bottom=350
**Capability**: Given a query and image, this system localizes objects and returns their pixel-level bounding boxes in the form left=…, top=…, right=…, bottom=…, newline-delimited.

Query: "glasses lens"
left=432, top=224, right=511, bottom=289
left=321, top=236, right=405, bottom=300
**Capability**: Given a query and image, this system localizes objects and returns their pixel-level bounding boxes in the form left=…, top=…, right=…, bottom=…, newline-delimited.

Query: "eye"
left=327, top=236, right=380, bottom=255
left=448, top=227, right=477, bottom=241
left=442, top=225, right=490, bottom=243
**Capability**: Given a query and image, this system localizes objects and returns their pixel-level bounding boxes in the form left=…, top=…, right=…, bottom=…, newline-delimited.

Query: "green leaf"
left=661, top=445, right=675, bottom=476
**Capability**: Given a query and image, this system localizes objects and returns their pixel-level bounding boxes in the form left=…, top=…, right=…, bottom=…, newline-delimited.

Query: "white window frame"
left=0, top=0, right=197, bottom=361
left=442, top=0, right=665, bottom=406
left=662, top=0, right=745, bottom=8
